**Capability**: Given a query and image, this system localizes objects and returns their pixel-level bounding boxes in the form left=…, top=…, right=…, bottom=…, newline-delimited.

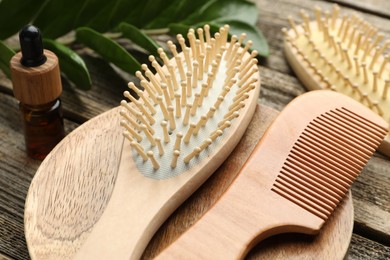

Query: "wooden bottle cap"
left=10, top=50, right=62, bottom=106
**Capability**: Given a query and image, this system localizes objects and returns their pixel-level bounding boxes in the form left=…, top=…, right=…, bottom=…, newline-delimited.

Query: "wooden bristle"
left=119, top=24, right=259, bottom=173
left=272, top=107, right=388, bottom=220
left=284, top=4, right=390, bottom=133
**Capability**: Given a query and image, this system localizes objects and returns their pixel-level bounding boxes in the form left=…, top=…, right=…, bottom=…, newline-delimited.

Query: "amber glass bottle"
left=10, top=25, right=64, bottom=160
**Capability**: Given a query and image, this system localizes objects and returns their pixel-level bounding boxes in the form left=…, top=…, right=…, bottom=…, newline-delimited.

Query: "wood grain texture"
left=156, top=91, right=387, bottom=259
left=0, top=0, right=389, bottom=259
left=24, top=107, right=124, bottom=259
left=10, top=51, right=62, bottom=105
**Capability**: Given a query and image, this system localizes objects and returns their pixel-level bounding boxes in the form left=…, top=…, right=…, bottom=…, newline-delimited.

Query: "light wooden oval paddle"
left=25, top=24, right=262, bottom=259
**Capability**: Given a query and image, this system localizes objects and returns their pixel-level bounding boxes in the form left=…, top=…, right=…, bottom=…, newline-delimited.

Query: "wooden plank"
left=349, top=233, right=390, bottom=259
left=351, top=154, right=390, bottom=244
left=331, top=0, right=390, bottom=19
left=0, top=92, right=79, bottom=260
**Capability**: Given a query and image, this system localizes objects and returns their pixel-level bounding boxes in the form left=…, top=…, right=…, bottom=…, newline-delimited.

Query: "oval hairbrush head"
left=25, top=24, right=261, bottom=259
left=283, top=4, right=390, bottom=156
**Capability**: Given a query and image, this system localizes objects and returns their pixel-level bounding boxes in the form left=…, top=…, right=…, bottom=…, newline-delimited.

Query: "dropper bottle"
left=10, top=25, right=65, bottom=160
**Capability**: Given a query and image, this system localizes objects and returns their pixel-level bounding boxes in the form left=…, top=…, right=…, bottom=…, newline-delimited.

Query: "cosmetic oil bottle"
left=10, top=25, right=65, bottom=160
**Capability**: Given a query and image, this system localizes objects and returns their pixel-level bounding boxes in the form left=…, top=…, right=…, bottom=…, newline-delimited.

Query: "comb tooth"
left=306, top=125, right=370, bottom=161
left=281, top=168, right=338, bottom=207
left=328, top=110, right=384, bottom=142
left=294, top=143, right=357, bottom=183
left=302, top=130, right=367, bottom=168
left=274, top=175, right=332, bottom=216
left=275, top=174, right=334, bottom=214
left=290, top=149, right=352, bottom=189
left=299, top=134, right=363, bottom=172
left=338, top=107, right=388, bottom=135
left=320, top=113, right=382, bottom=147
left=282, top=164, right=342, bottom=203
left=310, top=118, right=375, bottom=155
left=285, top=158, right=346, bottom=197
left=272, top=185, right=328, bottom=220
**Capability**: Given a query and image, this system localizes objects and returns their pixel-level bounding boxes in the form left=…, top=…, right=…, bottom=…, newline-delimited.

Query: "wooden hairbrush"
left=24, top=25, right=260, bottom=259
left=283, top=5, right=390, bottom=157
left=156, top=90, right=388, bottom=259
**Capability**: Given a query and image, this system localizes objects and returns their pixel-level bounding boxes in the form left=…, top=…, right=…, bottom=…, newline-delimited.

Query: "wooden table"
left=0, top=0, right=389, bottom=259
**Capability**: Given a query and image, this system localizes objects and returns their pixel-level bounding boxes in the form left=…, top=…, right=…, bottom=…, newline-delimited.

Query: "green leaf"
left=74, top=0, right=113, bottom=28
left=0, top=0, right=47, bottom=39
left=145, top=0, right=211, bottom=29
left=43, top=39, right=92, bottom=90
left=86, top=0, right=142, bottom=32
left=124, top=0, right=169, bottom=28
left=0, top=41, right=16, bottom=78
left=183, top=0, right=257, bottom=27
left=214, top=20, right=269, bottom=57
left=34, top=0, right=87, bottom=38
left=119, top=23, right=160, bottom=57
left=169, top=21, right=269, bottom=57
left=76, top=27, right=141, bottom=74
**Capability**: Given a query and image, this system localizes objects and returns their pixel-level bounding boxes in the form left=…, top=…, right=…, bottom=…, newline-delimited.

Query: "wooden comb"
left=24, top=25, right=260, bottom=259
left=283, top=5, right=390, bottom=157
left=156, top=90, right=388, bottom=259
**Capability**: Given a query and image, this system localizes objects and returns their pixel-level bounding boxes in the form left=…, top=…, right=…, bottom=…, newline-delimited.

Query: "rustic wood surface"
left=0, top=0, right=389, bottom=259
